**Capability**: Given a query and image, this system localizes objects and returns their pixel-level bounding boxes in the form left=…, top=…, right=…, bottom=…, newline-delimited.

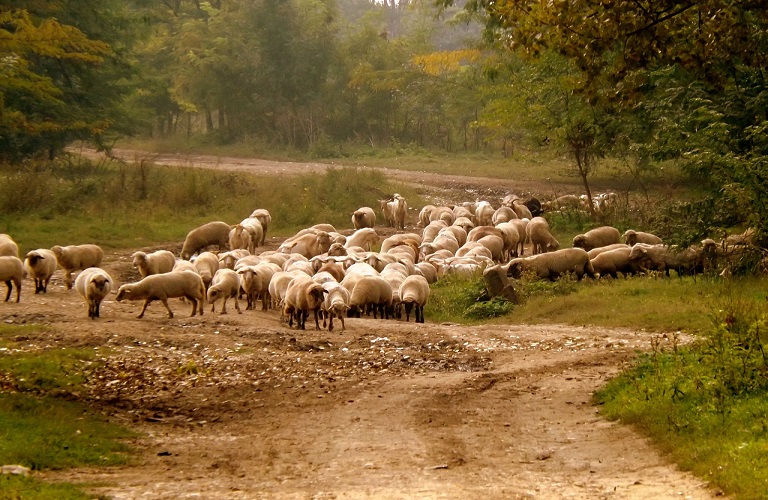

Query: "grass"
left=0, top=475, right=95, bottom=500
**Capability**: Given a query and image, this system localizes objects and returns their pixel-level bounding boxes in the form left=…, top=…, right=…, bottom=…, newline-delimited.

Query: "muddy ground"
left=3, top=150, right=718, bottom=498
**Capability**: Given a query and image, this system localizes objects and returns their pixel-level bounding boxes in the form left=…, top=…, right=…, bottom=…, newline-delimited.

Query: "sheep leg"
left=4, top=280, right=11, bottom=302
left=160, top=298, right=175, bottom=318
left=313, top=309, right=321, bottom=330
left=64, top=271, right=73, bottom=290
left=328, top=314, right=334, bottom=331
left=417, top=305, right=424, bottom=323
left=186, top=298, right=196, bottom=317
left=404, top=302, right=413, bottom=322
left=138, top=299, right=153, bottom=319
left=233, top=295, right=242, bottom=314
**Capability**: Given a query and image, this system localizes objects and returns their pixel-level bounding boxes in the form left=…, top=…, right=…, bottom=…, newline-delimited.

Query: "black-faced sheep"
left=207, top=268, right=241, bottom=314
left=51, top=244, right=104, bottom=290
left=622, top=230, right=663, bottom=246
left=24, top=249, right=57, bottom=294
left=572, top=226, right=621, bottom=252
left=399, top=274, right=430, bottom=323
left=352, top=207, right=376, bottom=229
left=74, top=267, right=114, bottom=319
left=0, top=256, right=24, bottom=302
left=115, top=270, right=205, bottom=319
left=348, top=275, right=393, bottom=319
left=506, top=248, right=595, bottom=281
left=0, top=234, right=18, bottom=257
left=180, top=221, right=231, bottom=260
left=132, top=250, right=176, bottom=278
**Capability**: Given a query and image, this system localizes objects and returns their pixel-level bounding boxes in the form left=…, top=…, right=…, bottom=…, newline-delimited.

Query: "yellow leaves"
left=411, top=49, right=482, bottom=76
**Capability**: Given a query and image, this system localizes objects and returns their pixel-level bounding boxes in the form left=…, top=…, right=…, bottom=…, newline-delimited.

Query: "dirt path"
left=6, top=150, right=718, bottom=498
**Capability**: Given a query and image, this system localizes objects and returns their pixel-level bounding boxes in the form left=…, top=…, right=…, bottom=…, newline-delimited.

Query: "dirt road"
left=8, top=150, right=717, bottom=498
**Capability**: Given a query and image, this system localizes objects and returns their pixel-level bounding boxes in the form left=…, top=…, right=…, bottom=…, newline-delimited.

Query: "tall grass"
left=0, top=157, right=421, bottom=251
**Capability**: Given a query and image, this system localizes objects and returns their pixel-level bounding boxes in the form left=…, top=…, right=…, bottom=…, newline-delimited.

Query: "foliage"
left=428, top=273, right=515, bottom=323
left=596, top=292, right=768, bottom=498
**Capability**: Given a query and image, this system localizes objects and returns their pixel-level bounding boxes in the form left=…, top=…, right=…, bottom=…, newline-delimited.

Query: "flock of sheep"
left=0, top=191, right=752, bottom=328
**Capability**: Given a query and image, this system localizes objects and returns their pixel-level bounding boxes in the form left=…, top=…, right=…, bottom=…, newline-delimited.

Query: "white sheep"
left=439, top=225, right=467, bottom=247
left=506, top=248, right=595, bottom=281
left=587, top=243, right=630, bottom=259
left=418, top=205, right=437, bottom=227
left=590, top=247, right=641, bottom=278
left=238, top=262, right=282, bottom=310
left=218, top=249, right=251, bottom=269
left=380, top=233, right=422, bottom=254
left=511, top=201, right=533, bottom=220
left=228, top=225, right=252, bottom=252
left=0, top=234, right=19, bottom=257
left=238, top=217, right=264, bottom=253
left=429, top=206, right=455, bottom=225
left=193, top=251, right=220, bottom=290
left=283, top=275, right=327, bottom=330
left=322, top=282, right=351, bottom=331
left=74, top=267, right=114, bottom=319
left=24, top=249, right=57, bottom=294
left=345, top=228, right=380, bottom=251
left=180, top=221, right=231, bottom=260
left=393, top=194, right=408, bottom=230
left=0, top=256, right=24, bottom=303
left=473, top=201, right=495, bottom=227
left=525, top=218, right=559, bottom=255
left=492, top=206, right=518, bottom=225
left=414, top=261, right=438, bottom=284
left=278, top=231, right=333, bottom=258
left=622, top=229, right=663, bottom=246
left=572, top=226, right=621, bottom=252
left=249, top=208, right=272, bottom=245
left=132, top=250, right=176, bottom=278
left=352, top=207, right=376, bottom=229
left=115, top=270, right=205, bottom=319
left=51, top=244, right=104, bottom=290
left=399, top=274, right=430, bottom=323
left=207, top=268, right=242, bottom=314
left=349, top=275, right=393, bottom=319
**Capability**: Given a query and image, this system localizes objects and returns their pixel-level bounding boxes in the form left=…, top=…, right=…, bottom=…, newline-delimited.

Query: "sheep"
left=511, top=201, right=533, bottom=220
left=492, top=222, right=521, bottom=259
left=419, top=232, right=460, bottom=261
left=238, top=262, right=282, bottom=310
left=74, top=267, right=114, bottom=319
left=193, top=251, right=220, bottom=290
left=544, top=194, right=581, bottom=211
left=132, top=250, right=176, bottom=278
left=348, top=275, right=393, bottom=319
left=172, top=259, right=197, bottom=273
left=590, top=247, right=641, bottom=278
left=501, top=194, right=522, bottom=208
left=474, top=201, right=495, bottom=227
left=283, top=275, right=327, bottom=330
left=345, top=228, right=380, bottom=251
left=23, top=249, right=57, bottom=294
left=524, top=197, right=543, bottom=217
left=423, top=220, right=449, bottom=244
left=492, top=206, right=518, bottom=225
left=475, top=235, right=505, bottom=262
left=207, top=268, right=242, bottom=314
left=322, top=282, right=351, bottom=331
left=352, top=207, right=376, bottom=229
left=573, top=226, right=621, bottom=252
left=381, top=262, right=409, bottom=311
left=418, top=205, right=437, bottom=227
left=0, top=256, right=24, bottom=303
left=429, top=206, right=455, bottom=225
left=0, top=234, right=18, bottom=257
left=380, top=233, right=422, bottom=255
left=506, top=248, right=595, bottom=281
left=398, top=274, right=430, bottom=323
left=629, top=244, right=707, bottom=277
left=414, top=261, right=438, bottom=284
left=380, top=198, right=396, bottom=227
left=51, top=244, right=104, bottom=290
left=268, top=270, right=304, bottom=316
left=180, top=221, right=231, bottom=260
left=587, top=243, right=630, bottom=259
left=453, top=216, right=475, bottom=235
left=259, top=252, right=291, bottom=268
left=315, top=260, right=346, bottom=282
left=623, top=230, right=663, bottom=246
left=238, top=217, right=264, bottom=253
left=525, top=218, right=559, bottom=255
left=219, top=249, right=251, bottom=269
left=468, top=225, right=516, bottom=260
left=228, top=225, right=252, bottom=252
left=249, top=208, right=272, bottom=245
left=278, top=231, right=333, bottom=259
left=508, top=219, right=529, bottom=256
left=115, top=270, right=205, bottom=319
left=392, top=194, right=408, bottom=230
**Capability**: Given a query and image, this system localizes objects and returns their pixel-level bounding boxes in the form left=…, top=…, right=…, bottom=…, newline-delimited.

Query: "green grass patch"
left=596, top=296, right=768, bottom=498
left=0, top=158, right=422, bottom=251
left=0, top=475, right=95, bottom=500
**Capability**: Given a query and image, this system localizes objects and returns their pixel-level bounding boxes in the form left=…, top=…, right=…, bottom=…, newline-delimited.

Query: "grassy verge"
left=595, top=293, right=768, bottom=498
left=0, top=325, right=134, bottom=498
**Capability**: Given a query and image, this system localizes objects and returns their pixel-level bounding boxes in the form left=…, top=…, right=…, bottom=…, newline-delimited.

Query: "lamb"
left=51, top=244, right=104, bottom=289
left=590, top=247, right=641, bottom=278
left=352, top=207, right=376, bottom=229
left=115, top=270, right=205, bottom=319
left=132, top=250, right=176, bottom=278
left=278, top=231, right=333, bottom=259
left=207, top=268, right=242, bottom=314
left=622, top=229, right=663, bottom=246
left=572, top=226, right=621, bottom=252
left=345, top=228, right=380, bottom=251
left=506, top=248, right=595, bottom=281
left=238, top=262, right=282, bottom=310
left=23, top=249, right=57, bottom=293
left=380, top=198, right=396, bottom=227
left=398, top=274, right=430, bottom=323
left=525, top=218, right=559, bottom=255
left=180, top=221, right=231, bottom=260
left=0, top=234, right=19, bottom=257
left=74, top=267, right=114, bottom=319
left=348, top=275, right=393, bottom=319
left=0, top=256, right=24, bottom=303
left=321, top=282, right=351, bottom=331
left=249, top=208, right=272, bottom=245
left=283, top=275, right=327, bottom=330
left=193, top=251, right=220, bottom=290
